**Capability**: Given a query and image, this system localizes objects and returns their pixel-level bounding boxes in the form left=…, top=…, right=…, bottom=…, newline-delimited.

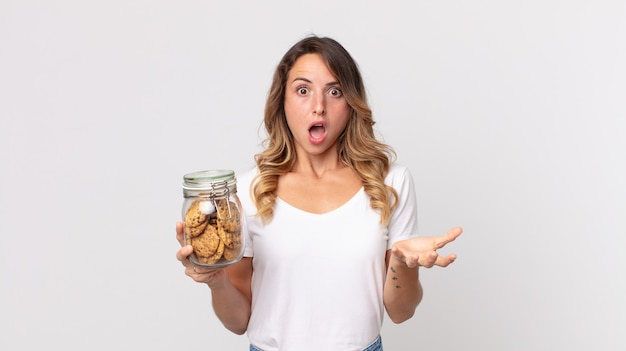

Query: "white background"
left=1, top=1, right=625, bottom=350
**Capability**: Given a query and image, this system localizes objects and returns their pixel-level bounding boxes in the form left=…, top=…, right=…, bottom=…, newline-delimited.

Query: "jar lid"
left=182, top=169, right=236, bottom=191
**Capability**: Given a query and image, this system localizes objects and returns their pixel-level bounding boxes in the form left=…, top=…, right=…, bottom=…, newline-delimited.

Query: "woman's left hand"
left=391, top=226, right=463, bottom=268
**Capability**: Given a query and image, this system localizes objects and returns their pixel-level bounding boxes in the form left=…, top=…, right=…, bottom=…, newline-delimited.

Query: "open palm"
left=391, top=226, right=463, bottom=268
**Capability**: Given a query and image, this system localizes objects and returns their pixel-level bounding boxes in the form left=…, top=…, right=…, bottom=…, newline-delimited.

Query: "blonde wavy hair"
left=252, top=35, right=398, bottom=225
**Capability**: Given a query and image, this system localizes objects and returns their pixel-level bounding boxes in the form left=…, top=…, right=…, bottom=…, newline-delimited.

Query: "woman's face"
left=284, top=53, right=351, bottom=158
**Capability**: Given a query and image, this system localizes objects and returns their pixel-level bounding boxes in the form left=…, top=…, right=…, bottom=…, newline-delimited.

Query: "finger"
left=434, top=226, right=463, bottom=249
left=176, top=245, right=193, bottom=263
left=418, top=251, right=438, bottom=268
left=405, top=254, right=419, bottom=268
left=434, top=253, right=457, bottom=268
left=186, top=265, right=205, bottom=280
left=185, top=265, right=195, bottom=275
left=176, top=222, right=185, bottom=245
left=192, top=265, right=212, bottom=275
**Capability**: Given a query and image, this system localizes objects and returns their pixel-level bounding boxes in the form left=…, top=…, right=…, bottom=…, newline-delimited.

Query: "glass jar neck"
left=182, top=170, right=237, bottom=198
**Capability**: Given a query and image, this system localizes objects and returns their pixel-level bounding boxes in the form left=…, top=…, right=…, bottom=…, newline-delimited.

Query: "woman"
left=176, top=35, right=462, bottom=351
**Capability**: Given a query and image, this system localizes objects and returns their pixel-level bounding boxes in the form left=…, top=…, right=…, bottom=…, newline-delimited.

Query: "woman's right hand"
left=175, top=222, right=228, bottom=287
left=176, top=221, right=253, bottom=334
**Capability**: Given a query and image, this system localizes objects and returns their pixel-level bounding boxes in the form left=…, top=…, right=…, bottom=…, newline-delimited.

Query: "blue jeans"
left=249, top=335, right=383, bottom=351
left=363, top=335, right=383, bottom=351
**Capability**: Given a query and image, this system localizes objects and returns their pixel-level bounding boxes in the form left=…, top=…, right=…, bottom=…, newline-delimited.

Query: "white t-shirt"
left=236, top=164, right=418, bottom=351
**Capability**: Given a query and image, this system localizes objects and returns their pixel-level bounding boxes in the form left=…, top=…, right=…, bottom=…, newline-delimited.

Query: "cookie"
left=184, top=200, right=208, bottom=228
left=216, top=226, right=231, bottom=248
left=218, top=217, right=240, bottom=233
left=191, top=224, right=220, bottom=257
left=198, top=239, right=225, bottom=265
left=185, top=219, right=208, bottom=238
left=217, top=220, right=241, bottom=261
left=215, top=200, right=239, bottom=220
left=185, top=198, right=242, bottom=266
left=216, top=200, right=241, bottom=232
left=223, top=244, right=241, bottom=261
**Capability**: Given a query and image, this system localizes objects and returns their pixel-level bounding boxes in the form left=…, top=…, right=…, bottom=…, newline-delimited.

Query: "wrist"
left=201, top=269, right=229, bottom=289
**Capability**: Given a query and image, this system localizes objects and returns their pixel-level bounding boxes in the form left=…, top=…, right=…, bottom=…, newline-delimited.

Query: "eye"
left=297, top=87, right=309, bottom=95
left=328, top=87, right=343, bottom=97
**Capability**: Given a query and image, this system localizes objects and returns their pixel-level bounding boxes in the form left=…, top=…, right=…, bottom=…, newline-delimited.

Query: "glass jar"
left=181, top=170, right=245, bottom=268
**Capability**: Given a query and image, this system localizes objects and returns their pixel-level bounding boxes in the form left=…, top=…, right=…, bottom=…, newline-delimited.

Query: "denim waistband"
left=249, top=335, right=382, bottom=351
left=363, top=335, right=383, bottom=351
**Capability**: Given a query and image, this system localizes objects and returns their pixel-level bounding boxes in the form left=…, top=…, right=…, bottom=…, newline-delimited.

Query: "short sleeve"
left=385, top=164, right=419, bottom=248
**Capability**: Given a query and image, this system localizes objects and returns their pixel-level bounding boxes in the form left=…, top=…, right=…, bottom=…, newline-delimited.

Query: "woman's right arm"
left=175, top=222, right=253, bottom=335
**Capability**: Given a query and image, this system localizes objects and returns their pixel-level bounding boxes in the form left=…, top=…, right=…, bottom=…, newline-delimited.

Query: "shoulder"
left=385, top=163, right=413, bottom=186
left=236, top=166, right=259, bottom=189
left=235, top=166, right=259, bottom=207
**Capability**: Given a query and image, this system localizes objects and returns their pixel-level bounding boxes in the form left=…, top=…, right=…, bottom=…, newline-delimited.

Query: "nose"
left=313, top=93, right=326, bottom=115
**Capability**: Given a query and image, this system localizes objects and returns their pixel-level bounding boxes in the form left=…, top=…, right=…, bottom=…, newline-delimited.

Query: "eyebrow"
left=291, top=77, right=340, bottom=86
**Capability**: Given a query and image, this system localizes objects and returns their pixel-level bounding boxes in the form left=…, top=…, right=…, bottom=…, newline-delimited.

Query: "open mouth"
left=309, top=123, right=325, bottom=140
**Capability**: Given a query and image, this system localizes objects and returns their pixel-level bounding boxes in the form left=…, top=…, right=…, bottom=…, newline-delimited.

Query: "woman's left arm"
left=383, top=251, right=422, bottom=323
